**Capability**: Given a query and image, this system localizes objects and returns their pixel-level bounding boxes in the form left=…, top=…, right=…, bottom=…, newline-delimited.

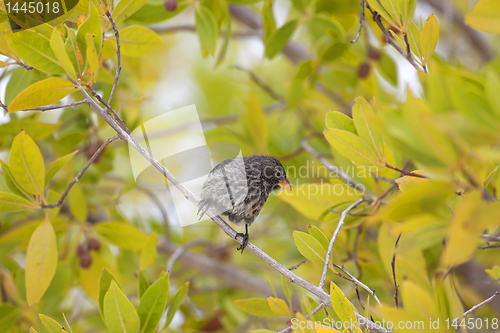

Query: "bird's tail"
left=197, top=199, right=210, bottom=220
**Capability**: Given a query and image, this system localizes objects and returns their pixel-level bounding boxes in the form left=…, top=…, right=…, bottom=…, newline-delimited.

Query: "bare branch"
left=301, top=140, right=377, bottom=201
left=478, top=244, right=500, bottom=250
left=17, top=61, right=33, bottom=70
left=481, top=234, right=500, bottom=242
left=319, top=198, right=367, bottom=289
left=86, top=86, right=131, bottom=134
left=332, top=263, right=381, bottom=305
left=230, top=65, right=285, bottom=101
left=392, top=233, right=402, bottom=307
left=454, top=291, right=500, bottom=321
left=385, top=163, right=427, bottom=178
left=15, top=100, right=87, bottom=112
left=351, top=0, right=366, bottom=43
left=41, top=135, right=119, bottom=209
left=106, top=11, right=121, bottom=105
left=150, top=24, right=260, bottom=38
left=329, top=208, right=369, bottom=217
left=288, top=259, right=309, bottom=271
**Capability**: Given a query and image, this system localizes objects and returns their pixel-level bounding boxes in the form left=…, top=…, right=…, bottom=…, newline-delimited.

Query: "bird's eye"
left=276, top=171, right=282, bottom=177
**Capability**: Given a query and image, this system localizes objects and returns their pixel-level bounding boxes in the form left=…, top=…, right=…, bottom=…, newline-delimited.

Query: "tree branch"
left=106, top=11, right=121, bottom=105
left=230, top=65, right=285, bottom=102
left=332, top=263, right=381, bottom=305
left=454, top=291, right=500, bottom=321
left=351, top=0, right=366, bottom=43
left=391, top=233, right=402, bottom=307
left=319, top=198, right=367, bottom=289
left=41, top=135, right=119, bottom=208
left=16, top=100, right=87, bottom=112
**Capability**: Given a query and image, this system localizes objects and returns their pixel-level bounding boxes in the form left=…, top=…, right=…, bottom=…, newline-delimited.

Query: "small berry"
left=88, top=237, right=101, bottom=251
left=357, top=62, right=371, bottom=79
left=164, top=0, right=177, bottom=12
left=368, top=47, right=381, bottom=61
left=76, top=244, right=86, bottom=256
left=79, top=253, right=92, bottom=269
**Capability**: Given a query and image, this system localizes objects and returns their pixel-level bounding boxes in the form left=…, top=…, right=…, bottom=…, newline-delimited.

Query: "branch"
left=15, top=100, right=87, bottom=112
left=385, top=163, right=427, bottom=178
left=301, top=140, right=377, bottom=201
left=482, top=234, right=500, bottom=242
left=351, top=0, right=366, bottom=43
left=106, top=12, right=121, bottom=105
left=332, top=263, right=381, bottom=305
left=365, top=4, right=426, bottom=73
left=478, top=244, right=500, bottom=250
left=319, top=198, right=367, bottom=289
left=41, top=135, right=119, bottom=208
left=230, top=65, right=285, bottom=101
left=329, top=208, right=369, bottom=217
left=288, top=259, right=309, bottom=271
left=391, top=233, right=402, bottom=307
left=150, top=24, right=260, bottom=38
left=454, top=291, right=500, bottom=321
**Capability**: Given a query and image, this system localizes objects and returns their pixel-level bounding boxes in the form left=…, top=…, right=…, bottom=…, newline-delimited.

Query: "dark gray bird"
left=198, top=155, right=291, bottom=253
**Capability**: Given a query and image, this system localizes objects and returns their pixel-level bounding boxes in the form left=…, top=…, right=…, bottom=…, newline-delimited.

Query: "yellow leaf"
left=9, top=130, right=45, bottom=199
left=85, top=33, right=99, bottom=80
left=324, top=129, right=383, bottom=167
left=94, top=222, right=149, bottom=249
left=245, top=93, right=268, bottom=154
left=329, top=282, right=357, bottom=329
left=395, top=171, right=429, bottom=191
left=68, top=182, right=88, bottom=222
left=50, top=29, right=77, bottom=80
left=234, top=298, right=275, bottom=317
left=26, top=215, right=58, bottom=306
left=293, top=231, right=326, bottom=263
left=420, top=14, right=439, bottom=65
left=351, top=97, right=382, bottom=161
left=267, top=296, right=290, bottom=317
left=8, top=78, right=80, bottom=112
left=465, top=0, right=500, bottom=34
left=0, top=192, right=38, bottom=212
left=139, top=232, right=158, bottom=270
left=112, top=25, right=162, bottom=57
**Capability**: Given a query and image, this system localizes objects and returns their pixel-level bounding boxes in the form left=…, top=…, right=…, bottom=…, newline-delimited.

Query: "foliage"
left=0, top=0, right=499, bottom=332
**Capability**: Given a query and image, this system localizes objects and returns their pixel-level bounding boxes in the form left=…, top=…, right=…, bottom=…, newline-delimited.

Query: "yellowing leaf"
left=26, top=216, right=58, bottom=306
left=420, top=14, right=439, bottom=65
left=0, top=192, right=37, bottom=212
left=395, top=171, right=429, bottom=191
left=104, top=281, right=140, bottom=333
left=293, top=231, right=326, bottom=263
left=113, top=0, right=149, bottom=23
left=139, top=232, right=158, bottom=271
left=8, top=78, right=79, bottom=112
left=9, top=131, right=45, bottom=198
left=465, top=0, right=500, bottom=34
left=267, top=297, right=290, bottom=316
left=69, top=182, right=88, bottom=222
left=234, top=298, right=275, bottom=317
left=245, top=93, right=268, bottom=154
left=352, top=97, right=382, bottom=161
left=400, top=281, right=438, bottom=319
left=329, top=282, right=356, bottom=326
left=324, top=129, right=383, bottom=167
left=85, top=33, right=99, bottom=80
left=195, top=6, right=219, bottom=56
left=50, top=28, right=77, bottom=80
left=114, top=25, right=162, bottom=57
left=94, top=222, right=149, bottom=249
left=40, top=314, right=63, bottom=333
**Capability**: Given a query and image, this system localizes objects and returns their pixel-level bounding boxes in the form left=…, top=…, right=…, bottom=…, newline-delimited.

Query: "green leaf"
left=99, top=267, right=122, bottom=319
left=295, top=60, right=314, bottom=81
left=9, top=130, right=45, bottom=198
left=6, top=30, right=63, bottom=74
left=8, top=78, right=79, bottom=113
left=366, top=0, right=417, bottom=33
left=267, top=296, right=289, bottom=316
left=0, top=304, right=20, bottom=331
left=293, top=231, right=326, bottom=263
left=68, top=182, right=88, bottom=222
left=262, top=0, right=276, bottom=41
left=165, top=282, right=189, bottom=327
left=325, top=111, right=357, bottom=134
left=139, top=232, right=158, bottom=271
left=26, top=216, right=58, bottom=306
left=377, top=51, right=398, bottom=86
left=234, top=298, right=275, bottom=317
left=0, top=160, right=32, bottom=200
left=113, top=0, right=149, bottom=23
left=95, top=222, right=149, bottom=249
left=245, top=93, right=268, bottom=154
left=114, top=25, right=162, bottom=57
left=50, top=28, right=77, bottom=80
left=465, top=0, right=500, bottom=34
left=45, top=150, right=78, bottom=185
left=329, top=281, right=357, bottom=325
left=40, top=314, right=62, bottom=333
left=63, top=313, right=73, bottom=333
left=420, top=14, right=439, bottom=65
left=324, top=129, right=383, bottom=167
left=0, top=192, right=38, bottom=212
left=265, top=20, right=297, bottom=59
left=195, top=6, right=219, bottom=56
left=352, top=97, right=382, bottom=161
left=137, top=273, right=170, bottom=333
left=215, top=17, right=231, bottom=67
left=77, top=1, right=102, bottom=58
left=104, top=281, right=140, bottom=333
left=138, top=271, right=150, bottom=299
left=306, top=224, right=330, bottom=252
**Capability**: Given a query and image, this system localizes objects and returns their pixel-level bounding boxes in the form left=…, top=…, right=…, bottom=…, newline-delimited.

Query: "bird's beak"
left=279, top=179, right=292, bottom=191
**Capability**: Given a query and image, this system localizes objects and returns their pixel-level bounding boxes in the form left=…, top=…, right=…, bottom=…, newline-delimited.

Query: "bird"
left=198, top=155, right=291, bottom=253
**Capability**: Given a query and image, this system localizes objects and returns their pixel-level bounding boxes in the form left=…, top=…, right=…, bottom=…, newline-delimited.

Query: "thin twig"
left=41, top=135, right=119, bottom=208
left=351, top=0, right=366, bottom=43
left=106, top=11, right=121, bottom=105
left=329, top=208, right=369, bottom=217
left=319, top=198, right=366, bottom=289
left=150, top=24, right=260, bottom=38
left=301, top=140, right=377, bottom=201
left=454, top=291, right=500, bottom=321
left=481, top=234, right=500, bottom=242
left=16, top=100, right=87, bottom=112
left=86, top=86, right=131, bottom=134
left=332, top=263, right=381, bottom=305
left=288, top=259, right=309, bottom=271
left=478, top=244, right=500, bottom=250
left=385, top=163, right=427, bottom=178
left=17, top=61, right=33, bottom=70
left=392, top=233, right=402, bottom=307
left=277, top=302, right=327, bottom=333
left=230, top=65, right=285, bottom=102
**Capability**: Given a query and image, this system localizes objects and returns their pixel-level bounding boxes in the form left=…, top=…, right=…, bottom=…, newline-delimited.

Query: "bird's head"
left=257, top=156, right=291, bottom=191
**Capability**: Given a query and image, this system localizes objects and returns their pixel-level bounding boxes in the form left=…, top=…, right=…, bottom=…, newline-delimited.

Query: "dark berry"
left=368, top=47, right=381, bottom=61
left=76, top=244, right=86, bottom=256
left=79, top=253, right=92, bottom=269
left=357, top=62, right=371, bottom=79
left=164, top=0, right=177, bottom=12
left=88, top=237, right=101, bottom=251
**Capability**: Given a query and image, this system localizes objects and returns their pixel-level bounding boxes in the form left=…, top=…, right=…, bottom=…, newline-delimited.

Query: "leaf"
left=395, top=171, right=429, bottom=191
left=420, top=14, right=439, bottom=65
left=0, top=192, right=37, bottom=212
left=139, top=232, right=158, bottom=271
left=245, top=93, right=268, bottom=153
left=113, top=0, right=149, bottom=23
left=26, top=216, right=58, bottom=306
left=137, top=273, right=170, bottom=333
left=366, top=0, right=417, bottom=33
left=465, top=0, right=500, bottom=34
left=0, top=304, right=20, bottom=331
left=215, top=17, right=231, bottom=67
left=267, top=297, right=289, bottom=317
left=165, top=281, right=189, bottom=327
left=95, top=222, right=149, bottom=249
left=265, top=20, right=297, bottom=59
left=295, top=60, right=314, bottom=81
left=9, top=130, right=45, bottom=198
left=307, top=224, right=330, bottom=252
left=281, top=275, right=291, bottom=308
left=40, top=314, right=62, bottom=333
left=8, top=78, right=79, bottom=112
left=138, top=271, right=150, bottom=299
left=325, top=111, right=357, bottom=134
left=63, top=313, right=73, bottom=333
left=1, top=160, right=32, bottom=200
left=324, top=129, right=383, bottom=167
left=234, top=298, right=275, bottom=317
left=104, top=281, right=140, bottom=333
left=195, top=6, right=219, bottom=56
left=50, top=28, right=77, bottom=80
left=262, top=0, right=276, bottom=41
left=45, top=150, right=78, bottom=184
left=351, top=97, right=382, bottom=160
left=293, top=231, right=326, bottom=263
left=99, top=267, right=122, bottom=319
left=329, top=282, right=357, bottom=325
left=69, top=182, right=88, bottom=222
left=76, top=1, right=102, bottom=58
left=85, top=33, right=100, bottom=79
left=113, top=25, right=162, bottom=57
left=6, top=30, right=64, bottom=74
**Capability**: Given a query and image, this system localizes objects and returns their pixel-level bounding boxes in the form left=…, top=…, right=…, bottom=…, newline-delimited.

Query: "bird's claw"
left=236, top=232, right=249, bottom=254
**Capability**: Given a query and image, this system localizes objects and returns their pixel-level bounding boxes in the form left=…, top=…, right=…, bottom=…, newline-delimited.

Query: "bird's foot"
left=236, top=232, right=249, bottom=254
left=197, top=199, right=209, bottom=220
